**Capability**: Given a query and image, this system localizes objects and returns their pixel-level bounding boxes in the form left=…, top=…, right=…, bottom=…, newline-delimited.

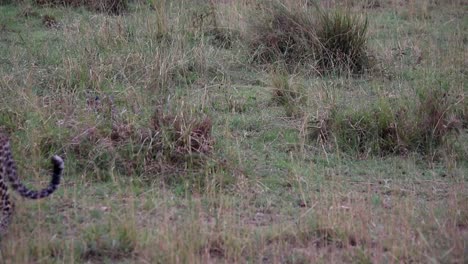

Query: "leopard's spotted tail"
left=6, top=154, right=63, bottom=199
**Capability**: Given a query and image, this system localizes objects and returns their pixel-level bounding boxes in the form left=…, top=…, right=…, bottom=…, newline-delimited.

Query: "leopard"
left=0, top=133, right=64, bottom=235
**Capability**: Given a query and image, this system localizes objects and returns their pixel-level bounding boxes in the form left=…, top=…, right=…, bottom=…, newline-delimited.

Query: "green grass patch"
left=0, top=1, right=466, bottom=263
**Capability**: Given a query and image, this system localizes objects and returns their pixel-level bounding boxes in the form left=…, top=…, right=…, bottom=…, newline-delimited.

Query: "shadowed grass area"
left=0, top=0, right=466, bottom=263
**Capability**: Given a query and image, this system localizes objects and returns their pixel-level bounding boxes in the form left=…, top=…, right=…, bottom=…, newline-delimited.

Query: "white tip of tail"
left=52, top=155, right=64, bottom=169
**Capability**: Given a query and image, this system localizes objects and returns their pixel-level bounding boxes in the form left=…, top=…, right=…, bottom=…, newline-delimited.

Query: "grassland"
left=0, top=0, right=466, bottom=263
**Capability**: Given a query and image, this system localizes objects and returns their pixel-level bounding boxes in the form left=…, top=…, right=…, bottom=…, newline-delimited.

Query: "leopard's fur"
left=0, top=133, right=63, bottom=235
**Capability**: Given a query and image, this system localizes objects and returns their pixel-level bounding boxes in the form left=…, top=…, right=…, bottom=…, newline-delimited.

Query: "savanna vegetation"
left=0, top=0, right=466, bottom=263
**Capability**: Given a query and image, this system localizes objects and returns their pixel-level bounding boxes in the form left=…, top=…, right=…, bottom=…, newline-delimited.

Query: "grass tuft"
left=35, top=0, right=128, bottom=15
left=245, top=1, right=316, bottom=67
left=244, top=1, right=369, bottom=74
left=316, top=9, right=369, bottom=74
left=62, top=104, right=215, bottom=183
left=269, top=70, right=307, bottom=118
left=310, top=87, right=464, bottom=156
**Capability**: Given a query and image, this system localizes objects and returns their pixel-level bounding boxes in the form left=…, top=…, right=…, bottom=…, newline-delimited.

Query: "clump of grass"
left=53, top=98, right=214, bottom=183
left=148, top=0, right=169, bottom=39
left=324, top=99, right=401, bottom=156
left=403, top=87, right=463, bottom=153
left=310, top=87, right=464, bottom=156
left=0, top=0, right=14, bottom=5
left=35, top=0, right=128, bottom=15
left=245, top=2, right=316, bottom=67
left=202, top=2, right=239, bottom=49
left=88, top=0, right=128, bottom=15
left=269, top=70, right=307, bottom=118
left=316, top=9, right=369, bottom=74
left=151, top=107, right=214, bottom=158
left=244, top=2, right=369, bottom=74
left=80, top=222, right=137, bottom=262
